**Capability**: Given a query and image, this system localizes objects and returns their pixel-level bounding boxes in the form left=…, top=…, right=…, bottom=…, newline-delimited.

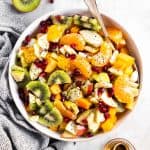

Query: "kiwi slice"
left=12, top=0, right=41, bottom=13
left=11, top=65, right=30, bottom=87
left=48, top=70, right=71, bottom=85
left=26, top=81, right=51, bottom=101
left=38, top=108, right=63, bottom=128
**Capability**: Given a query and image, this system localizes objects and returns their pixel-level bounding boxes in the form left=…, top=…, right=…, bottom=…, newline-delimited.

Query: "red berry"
left=71, top=44, right=76, bottom=49
left=99, top=101, right=109, bottom=113
left=49, top=0, right=54, bottom=3
left=68, top=54, right=76, bottom=60
left=107, top=88, right=114, bottom=97
left=34, top=59, right=48, bottom=70
left=50, top=94, right=55, bottom=101
left=87, top=84, right=93, bottom=95
left=55, top=15, right=61, bottom=22
left=22, top=35, right=31, bottom=46
left=82, top=119, right=87, bottom=124
left=98, top=88, right=104, bottom=96
left=76, top=81, right=82, bottom=87
left=73, top=69, right=81, bottom=76
left=48, top=42, right=58, bottom=52
left=64, top=117, right=70, bottom=123
left=104, top=112, right=110, bottom=119
left=92, top=66, right=102, bottom=73
left=39, top=72, right=47, bottom=78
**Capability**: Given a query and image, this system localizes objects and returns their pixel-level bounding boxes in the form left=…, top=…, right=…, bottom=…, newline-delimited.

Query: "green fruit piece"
left=48, top=70, right=71, bottom=85
left=45, top=99, right=53, bottom=111
left=92, top=72, right=110, bottom=83
left=38, top=108, right=63, bottom=127
left=26, top=81, right=51, bottom=101
left=11, top=65, right=30, bottom=87
left=64, top=101, right=79, bottom=115
left=76, top=109, right=92, bottom=125
left=28, top=93, right=39, bottom=111
left=38, top=106, right=47, bottom=116
left=12, top=0, right=41, bottom=13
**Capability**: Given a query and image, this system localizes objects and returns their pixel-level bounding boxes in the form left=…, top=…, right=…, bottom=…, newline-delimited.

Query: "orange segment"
left=114, top=75, right=138, bottom=104
left=21, top=46, right=37, bottom=64
left=47, top=24, right=67, bottom=42
left=72, top=55, right=92, bottom=78
left=113, top=53, right=135, bottom=71
left=54, top=100, right=76, bottom=120
left=57, top=55, right=71, bottom=71
left=70, top=26, right=80, bottom=33
left=76, top=98, right=91, bottom=110
left=101, top=108, right=117, bottom=132
left=60, top=33, right=85, bottom=51
left=107, top=27, right=126, bottom=48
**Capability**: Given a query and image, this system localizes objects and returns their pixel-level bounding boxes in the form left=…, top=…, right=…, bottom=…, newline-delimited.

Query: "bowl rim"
left=8, top=8, right=143, bottom=142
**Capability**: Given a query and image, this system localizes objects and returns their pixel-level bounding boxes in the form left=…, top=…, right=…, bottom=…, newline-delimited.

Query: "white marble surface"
left=7, top=0, right=150, bottom=149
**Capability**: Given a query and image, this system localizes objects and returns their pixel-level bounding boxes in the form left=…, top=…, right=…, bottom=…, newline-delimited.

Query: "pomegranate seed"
left=109, top=73, right=115, bottom=81
left=65, top=29, right=70, bottom=34
left=71, top=44, right=76, bottom=49
left=87, top=84, right=93, bottom=95
left=86, top=132, right=93, bottom=138
left=99, top=101, right=109, bottom=113
left=61, top=94, right=66, bottom=102
left=92, top=66, right=102, bottom=73
left=103, top=64, right=111, bottom=72
left=49, top=0, right=54, bottom=3
left=107, top=88, right=114, bottom=97
left=68, top=54, right=76, bottom=60
left=48, top=42, right=58, bottom=52
left=73, top=69, right=81, bottom=76
left=39, top=72, right=47, bottom=78
left=50, top=94, right=55, bottom=101
left=55, top=15, right=61, bottom=22
left=46, top=17, right=52, bottom=25
left=104, top=112, right=110, bottom=119
left=76, top=81, right=82, bottom=87
left=22, top=35, right=31, bottom=46
left=98, top=88, right=104, bottom=96
left=64, top=117, right=70, bottom=123
left=82, top=119, right=87, bottom=124
left=34, top=59, right=48, bottom=70
left=39, top=21, right=48, bottom=33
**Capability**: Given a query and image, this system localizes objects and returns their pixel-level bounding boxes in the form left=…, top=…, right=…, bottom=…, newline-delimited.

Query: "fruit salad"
left=11, top=15, right=139, bottom=138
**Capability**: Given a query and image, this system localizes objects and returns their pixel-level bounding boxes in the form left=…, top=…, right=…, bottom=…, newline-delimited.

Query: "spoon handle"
left=84, top=0, right=115, bottom=50
left=84, top=0, right=108, bottom=37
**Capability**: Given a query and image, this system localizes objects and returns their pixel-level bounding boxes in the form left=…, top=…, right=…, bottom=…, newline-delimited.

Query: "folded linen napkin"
left=0, top=1, right=76, bottom=150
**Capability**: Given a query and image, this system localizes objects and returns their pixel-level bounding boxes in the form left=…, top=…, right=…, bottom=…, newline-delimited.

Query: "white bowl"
left=8, top=9, right=143, bottom=142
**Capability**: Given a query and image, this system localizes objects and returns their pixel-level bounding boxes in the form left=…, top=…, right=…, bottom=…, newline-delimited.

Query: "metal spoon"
left=84, top=0, right=115, bottom=50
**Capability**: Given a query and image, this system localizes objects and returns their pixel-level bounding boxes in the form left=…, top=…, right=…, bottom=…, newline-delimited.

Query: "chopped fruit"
left=47, top=24, right=67, bottom=42
left=113, top=53, right=135, bottom=71
left=64, top=101, right=79, bottom=115
left=60, top=33, right=85, bottom=51
left=55, top=94, right=61, bottom=101
left=80, top=30, right=103, bottom=47
left=12, top=14, right=140, bottom=138
left=54, top=100, right=76, bottom=120
left=107, top=27, right=126, bottom=48
left=57, top=55, right=70, bottom=71
left=72, top=55, right=92, bottom=78
left=45, top=57, right=57, bottom=73
left=124, top=66, right=133, bottom=76
left=76, top=110, right=92, bottom=125
left=70, top=26, right=80, bottom=33
left=76, top=98, right=91, bottom=110
left=50, top=84, right=61, bottom=95
left=84, top=45, right=99, bottom=53
left=114, top=75, right=139, bottom=105
left=101, top=108, right=117, bottom=132
left=21, top=46, right=37, bottom=64
left=48, top=70, right=71, bottom=85
left=58, top=121, right=67, bottom=132
left=90, top=42, right=112, bottom=67
left=87, top=109, right=105, bottom=133
left=61, top=131, right=77, bottom=138
left=76, top=125, right=87, bottom=136
left=65, top=121, right=77, bottom=135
